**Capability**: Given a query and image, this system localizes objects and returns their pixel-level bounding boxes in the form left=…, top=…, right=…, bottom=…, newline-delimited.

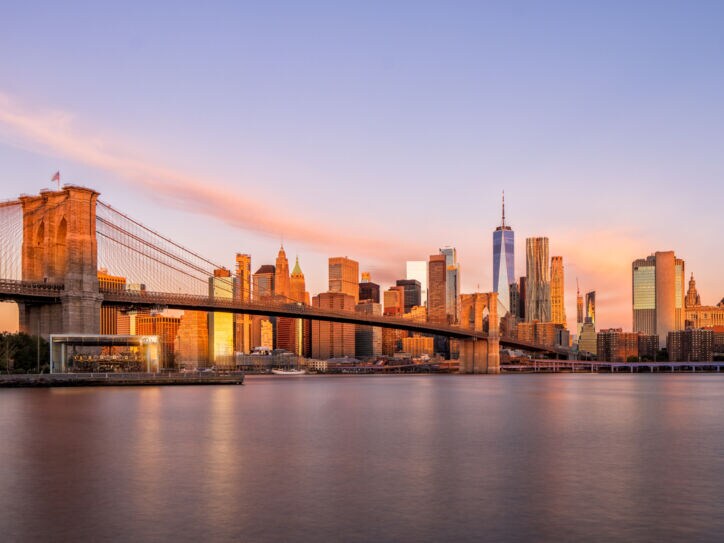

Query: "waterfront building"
left=550, top=256, right=566, bottom=327
left=98, top=269, right=126, bottom=335
left=403, top=305, right=427, bottom=323
left=235, top=253, right=252, bottom=353
left=260, top=319, right=274, bottom=350
left=382, top=328, right=408, bottom=356
left=492, top=192, right=514, bottom=316
left=525, top=237, right=551, bottom=322
left=175, top=310, right=209, bottom=368
left=208, top=268, right=236, bottom=368
left=439, top=247, right=460, bottom=323
left=136, top=315, right=181, bottom=369
left=354, top=300, right=382, bottom=358
left=406, top=260, right=428, bottom=306
left=311, top=292, right=356, bottom=359
left=597, top=329, right=639, bottom=362
left=427, top=254, right=447, bottom=324
left=359, top=278, right=381, bottom=304
left=515, top=320, right=558, bottom=347
left=667, top=329, right=714, bottom=362
left=578, top=321, right=597, bottom=355
left=684, top=274, right=724, bottom=328
left=638, top=334, right=659, bottom=359
left=396, top=279, right=421, bottom=313
left=402, top=336, right=434, bottom=357
left=632, top=251, right=685, bottom=345
left=329, top=257, right=359, bottom=303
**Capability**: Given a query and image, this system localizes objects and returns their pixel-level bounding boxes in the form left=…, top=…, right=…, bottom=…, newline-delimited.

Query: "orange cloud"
left=0, top=92, right=426, bottom=263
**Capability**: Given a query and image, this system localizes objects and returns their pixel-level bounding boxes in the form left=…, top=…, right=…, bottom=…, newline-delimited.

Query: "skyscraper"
left=632, top=251, right=685, bottom=345
left=576, top=279, right=584, bottom=337
left=550, top=256, right=566, bottom=327
left=406, top=261, right=427, bottom=304
left=253, top=265, right=275, bottom=299
left=359, top=273, right=380, bottom=303
left=312, top=292, right=356, bottom=359
left=274, top=245, right=290, bottom=300
left=439, top=247, right=459, bottom=323
left=493, top=192, right=514, bottom=315
left=427, top=254, right=447, bottom=324
left=329, top=257, right=359, bottom=303
left=525, top=237, right=551, bottom=322
left=585, top=291, right=596, bottom=326
left=290, top=257, right=309, bottom=304
left=235, top=253, right=252, bottom=353
left=208, top=268, right=236, bottom=368
left=395, top=279, right=422, bottom=312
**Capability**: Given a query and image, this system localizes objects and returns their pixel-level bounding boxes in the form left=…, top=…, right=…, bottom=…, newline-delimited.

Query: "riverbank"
left=0, top=372, right=245, bottom=387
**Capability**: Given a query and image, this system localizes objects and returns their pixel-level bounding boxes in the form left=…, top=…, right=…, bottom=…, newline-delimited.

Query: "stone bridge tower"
left=18, top=186, right=101, bottom=337
left=458, top=292, right=500, bottom=373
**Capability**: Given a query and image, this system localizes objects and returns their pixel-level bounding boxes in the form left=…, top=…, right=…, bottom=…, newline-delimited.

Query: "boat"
left=271, top=368, right=306, bottom=375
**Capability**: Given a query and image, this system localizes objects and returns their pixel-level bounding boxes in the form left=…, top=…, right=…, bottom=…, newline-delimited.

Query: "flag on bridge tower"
left=51, top=171, right=60, bottom=189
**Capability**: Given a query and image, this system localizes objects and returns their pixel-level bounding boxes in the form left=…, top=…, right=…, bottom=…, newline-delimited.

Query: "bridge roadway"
left=0, top=279, right=564, bottom=352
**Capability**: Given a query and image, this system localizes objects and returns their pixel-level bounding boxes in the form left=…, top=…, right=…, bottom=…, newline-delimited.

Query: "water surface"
left=1, top=375, right=723, bottom=542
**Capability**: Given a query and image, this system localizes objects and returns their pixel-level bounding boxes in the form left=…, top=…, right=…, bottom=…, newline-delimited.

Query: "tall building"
left=439, top=247, right=459, bottom=323
left=396, top=279, right=422, bottom=313
left=596, top=329, right=639, bottom=362
left=427, top=254, right=447, bottom=324
left=208, top=268, right=236, bottom=368
left=509, top=282, right=521, bottom=320
left=235, top=253, right=252, bottom=354
left=576, top=280, right=584, bottom=337
left=518, top=277, right=527, bottom=321
left=355, top=300, right=382, bottom=358
left=175, top=311, right=208, bottom=368
left=667, top=329, right=714, bottom=362
left=253, top=265, right=275, bottom=299
left=290, top=257, right=310, bottom=305
left=525, top=237, right=551, bottom=322
left=383, top=286, right=405, bottom=317
left=274, top=245, right=291, bottom=300
left=98, top=269, right=126, bottom=335
left=492, top=192, right=514, bottom=316
left=406, top=261, right=427, bottom=305
left=683, top=274, right=724, bottom=328
left=329, top=257, right=359, bottom=302
left=550, top=256, right=566, bottom=327
left=359, top=277, right=380, bottom=303
left=585, top=291, right=596, bottom=326
left=632, top=251, right=685, bottom=344
left=312, top=292, right=356, bottom=359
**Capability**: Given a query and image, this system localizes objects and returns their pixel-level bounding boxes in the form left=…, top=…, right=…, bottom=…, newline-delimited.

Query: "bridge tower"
left=18, top=186, right=102, bottom=337
left=458, top=292, right=500, bottom=374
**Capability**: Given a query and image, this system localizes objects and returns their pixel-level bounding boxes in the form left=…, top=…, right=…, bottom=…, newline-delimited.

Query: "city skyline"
left=1, top=2, right=723, bottom=332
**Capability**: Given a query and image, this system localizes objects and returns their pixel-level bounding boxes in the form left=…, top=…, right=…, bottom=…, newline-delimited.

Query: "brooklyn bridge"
left=0, top=185, right=565, bottom=374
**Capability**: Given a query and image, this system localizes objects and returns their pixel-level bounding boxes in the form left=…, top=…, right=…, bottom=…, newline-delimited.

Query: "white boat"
left=271, top=368, right=306, bottom=375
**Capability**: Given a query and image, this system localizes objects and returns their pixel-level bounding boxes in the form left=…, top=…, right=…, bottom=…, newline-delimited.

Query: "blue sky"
left=1, top=1, right=723, bottom=330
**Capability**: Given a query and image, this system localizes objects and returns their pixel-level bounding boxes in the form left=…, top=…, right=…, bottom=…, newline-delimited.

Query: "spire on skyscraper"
left=502, top=190, right=506, bottom=228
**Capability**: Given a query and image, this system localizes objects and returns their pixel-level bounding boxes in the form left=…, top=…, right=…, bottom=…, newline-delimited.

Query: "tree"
left=0, top=333, right=49, bottom=372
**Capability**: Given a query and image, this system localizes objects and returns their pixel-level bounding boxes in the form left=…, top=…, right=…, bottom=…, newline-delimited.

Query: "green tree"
left=0, top=332, right=49, bottom=373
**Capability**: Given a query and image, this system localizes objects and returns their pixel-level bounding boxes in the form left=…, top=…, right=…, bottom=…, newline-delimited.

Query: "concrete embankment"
left=0, top=373, right=245, bottom=387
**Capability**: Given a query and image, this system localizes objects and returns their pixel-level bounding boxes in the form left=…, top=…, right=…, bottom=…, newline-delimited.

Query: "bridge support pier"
left=459, top=336, right=500, bottom=374
left=18, top=186, right=101, bottom=338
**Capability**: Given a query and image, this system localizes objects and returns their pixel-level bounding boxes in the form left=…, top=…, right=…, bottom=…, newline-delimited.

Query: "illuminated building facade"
left=396, top=279, right=422, bottom=313
left=525, top=237, right=551, bottom=322
left=355, top=300, right=382, bottom=358
left=406, top=260, right=428, bottom=305
left=550, top=256, right=566, bottom=327
left=98, top=269, right=126, bottom=334
left=136, top=315, right=181, bottom=369
left=311, top=292, right=356, bottom=359
left=492, top=193, right=514, bottom=315
left=684, top=274, right=724, bottom=328
left=402, top=336, right=434, bottom=357
left=667, top=329, right=714, bottom=362
left=383, top=286, right=405, bottom=317
left=175, top=311, right=209, bottom=368
left=596, top=329, right=639, bottom=362
left=427, top=254, right=447, bottom=324
left=208, top=268, right=236, bottom=368
left=329, top=257, right=359, bottom=302
left=439, top=247, right=459, bottom=323
left=632, top=251, right=685, bottom=345
left=235, top=253, right=252, bottom=354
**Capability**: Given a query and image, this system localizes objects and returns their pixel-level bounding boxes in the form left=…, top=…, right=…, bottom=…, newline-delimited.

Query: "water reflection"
left=1, top=376, right=723, bottom=542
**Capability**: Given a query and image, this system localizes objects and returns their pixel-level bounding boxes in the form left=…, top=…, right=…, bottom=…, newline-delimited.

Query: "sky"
left=1, top=1, right=723, bottom=332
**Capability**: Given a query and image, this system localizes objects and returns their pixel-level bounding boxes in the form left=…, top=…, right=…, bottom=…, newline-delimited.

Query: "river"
left=1, top=374, right=723, bottom=542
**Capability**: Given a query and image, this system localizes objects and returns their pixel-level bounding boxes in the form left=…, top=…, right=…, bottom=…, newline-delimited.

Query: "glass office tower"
left=493, top=193, right=514, bottom=315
